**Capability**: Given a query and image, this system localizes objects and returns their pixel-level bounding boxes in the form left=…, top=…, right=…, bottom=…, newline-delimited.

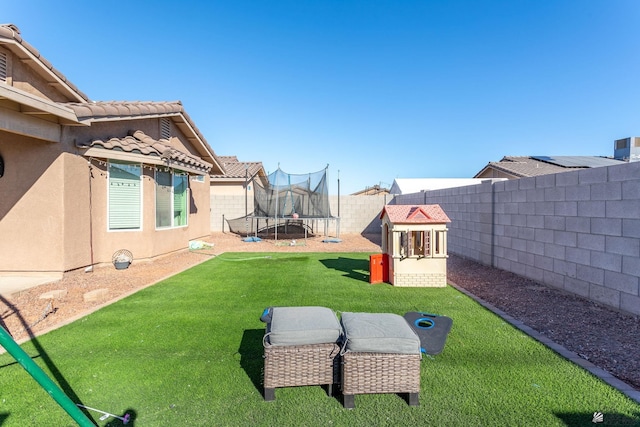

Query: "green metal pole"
left=0, top=327, right=95, bottom=426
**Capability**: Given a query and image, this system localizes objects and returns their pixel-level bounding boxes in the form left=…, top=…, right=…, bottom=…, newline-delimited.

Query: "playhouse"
left=376, top=204, right=451, bottom=287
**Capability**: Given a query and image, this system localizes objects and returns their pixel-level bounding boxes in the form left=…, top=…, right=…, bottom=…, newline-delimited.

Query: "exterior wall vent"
left=160, top=118, right=171, bottom=140
left=0, top=52, right=7, bottom=82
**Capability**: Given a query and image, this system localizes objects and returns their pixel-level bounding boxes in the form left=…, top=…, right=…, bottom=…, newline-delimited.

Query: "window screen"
left=108, top=162, right=141, bottom=230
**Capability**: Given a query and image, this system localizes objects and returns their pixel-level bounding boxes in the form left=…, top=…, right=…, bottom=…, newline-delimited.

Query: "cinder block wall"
left=210, top=194, right=388, bottom=234
left=395, top=163, right=640, bottom=316
left=329, top=194, right=389, bottom=234
left=211, top=162, right=640, bottom=316
left=210, top=195, right=255, bottom=233
left=393, top=180, right=498, bottom=266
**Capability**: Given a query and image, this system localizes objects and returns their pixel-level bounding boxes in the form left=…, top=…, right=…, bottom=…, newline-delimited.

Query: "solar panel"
left=531, top=156, right=623, bottom=168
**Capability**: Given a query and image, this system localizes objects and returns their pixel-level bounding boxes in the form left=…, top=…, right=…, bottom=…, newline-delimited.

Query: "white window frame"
left=396, top=228, right=445, bottom=259
left=107, top=161, right=142, bottom=231
left=155, top=168, right=189, bottom=229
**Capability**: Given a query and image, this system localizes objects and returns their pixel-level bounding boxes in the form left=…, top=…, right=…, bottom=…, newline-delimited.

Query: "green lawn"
left=1, top=253, right=639, bottom=426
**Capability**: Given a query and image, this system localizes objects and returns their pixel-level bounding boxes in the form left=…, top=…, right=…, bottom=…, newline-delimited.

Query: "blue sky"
left=5, top=1, right=640, bottom=194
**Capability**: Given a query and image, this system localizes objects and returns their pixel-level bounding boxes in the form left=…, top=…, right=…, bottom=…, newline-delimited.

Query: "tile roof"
left=212, top=155, right=264, bottom=179
left=478, top=156, right=566, bottom=178
left=530, top=155, right=623, bottom=168
left=381, top=205, right=451, bottom=224
left=66, top=101, right=224, bottom=174
left=1, top=24, right=223, bottom=174
left=81, top=130, right=212, bottom=175
left=66, top=101, right=185, bottom=122
left=475, top=156, right=625, bottom=178
left=351, top=185, right=390, bottom=196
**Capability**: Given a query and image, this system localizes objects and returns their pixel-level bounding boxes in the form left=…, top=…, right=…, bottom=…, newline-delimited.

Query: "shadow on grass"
left=554, top=411, right=640, bottom=426
left=0, top=295, right=102, bottom=425
left=319, top=257, right=370, bottom=282
left=0, top=354, right=40, bottom=369
left=104, top=408, right=137, bottom=426
left=238, top=329, right=265, bottom=395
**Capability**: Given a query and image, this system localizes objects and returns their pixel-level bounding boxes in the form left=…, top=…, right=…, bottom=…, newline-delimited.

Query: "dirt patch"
left=447, top=256, right=640, bottom=391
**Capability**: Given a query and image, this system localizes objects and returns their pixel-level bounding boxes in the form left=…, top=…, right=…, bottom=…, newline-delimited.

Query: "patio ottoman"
left=340, top=312, right=421, bottom=409
left=262, top=306, right=342, bottom=401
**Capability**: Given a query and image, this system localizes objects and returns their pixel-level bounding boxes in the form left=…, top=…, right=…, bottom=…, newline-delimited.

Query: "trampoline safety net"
left=226, top=166, right=334, bottom=237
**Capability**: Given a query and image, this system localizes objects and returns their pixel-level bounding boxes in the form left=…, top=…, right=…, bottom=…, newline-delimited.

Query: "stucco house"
left=210, top=155, right=267, bottom=196
left=0, top=24, right=224, bottom=278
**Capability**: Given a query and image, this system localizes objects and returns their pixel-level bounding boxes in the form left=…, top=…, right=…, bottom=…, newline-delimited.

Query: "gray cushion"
left=266, top=306, right=342, bottom=346
left=341, top=312, right=421, bottom=354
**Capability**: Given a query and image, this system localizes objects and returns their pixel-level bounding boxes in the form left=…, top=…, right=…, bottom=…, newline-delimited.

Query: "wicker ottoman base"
left=341, top=352, right=421, bottom=409
left=263, top=342, right=340, bottom=401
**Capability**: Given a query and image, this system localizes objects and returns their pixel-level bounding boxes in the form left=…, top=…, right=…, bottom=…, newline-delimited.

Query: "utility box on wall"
left=379, top=205, right=451, bottom=287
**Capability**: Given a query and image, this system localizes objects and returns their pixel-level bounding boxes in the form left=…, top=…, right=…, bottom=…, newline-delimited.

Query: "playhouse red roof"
left=380, top=205, right=451, bottom=224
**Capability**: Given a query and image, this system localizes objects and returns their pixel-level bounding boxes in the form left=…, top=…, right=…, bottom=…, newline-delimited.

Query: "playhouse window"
left=410, top=231, right=429, bottom=257
left=399, top=231, right=407, bottom=257
left=434, top=230, right=445, bottom=256
left=399, top=231, right=431, bottom=258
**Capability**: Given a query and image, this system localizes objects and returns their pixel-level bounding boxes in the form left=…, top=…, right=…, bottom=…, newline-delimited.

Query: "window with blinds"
left=108, top=162, right=141, bottom=230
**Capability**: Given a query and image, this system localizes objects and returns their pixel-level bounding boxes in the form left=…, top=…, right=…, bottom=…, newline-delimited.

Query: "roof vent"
left=615, top=138, right=629, bottom=150
left=160, top=118, right=171, bottom=140
left=614, top=137, right=640, bottom=162
left=0, top=52, right=7, bottom=82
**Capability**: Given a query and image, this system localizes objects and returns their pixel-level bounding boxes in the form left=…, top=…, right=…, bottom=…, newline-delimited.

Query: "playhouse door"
left=369, top=254, right=389, bottom=284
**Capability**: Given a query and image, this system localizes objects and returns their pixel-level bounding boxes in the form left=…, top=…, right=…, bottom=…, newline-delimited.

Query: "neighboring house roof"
left=213, top=156, right=264, bottom=178
left=381, top=205, right=451, bottom=224
left=80, top=130, right=213, bottom=175
left=210, top=155, right=267, bottom=184
left=389, top=178, right=488, bottom=195
left=351, top=185, right=390, bottom=196
left=474, top=155, right=624, bottom=179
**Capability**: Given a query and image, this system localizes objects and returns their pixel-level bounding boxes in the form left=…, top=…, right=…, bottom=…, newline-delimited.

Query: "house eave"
left=82, top=146, right=211, bottom=176
left=0, top=84, right=80, bottom=125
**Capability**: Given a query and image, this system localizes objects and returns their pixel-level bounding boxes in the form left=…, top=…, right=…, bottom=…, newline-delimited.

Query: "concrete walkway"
left=0, top=274, right=62, bottom=298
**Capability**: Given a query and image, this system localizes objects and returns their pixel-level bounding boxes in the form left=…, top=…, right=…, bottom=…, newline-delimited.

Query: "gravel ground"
left=1, top=231, right=638, bottom=392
